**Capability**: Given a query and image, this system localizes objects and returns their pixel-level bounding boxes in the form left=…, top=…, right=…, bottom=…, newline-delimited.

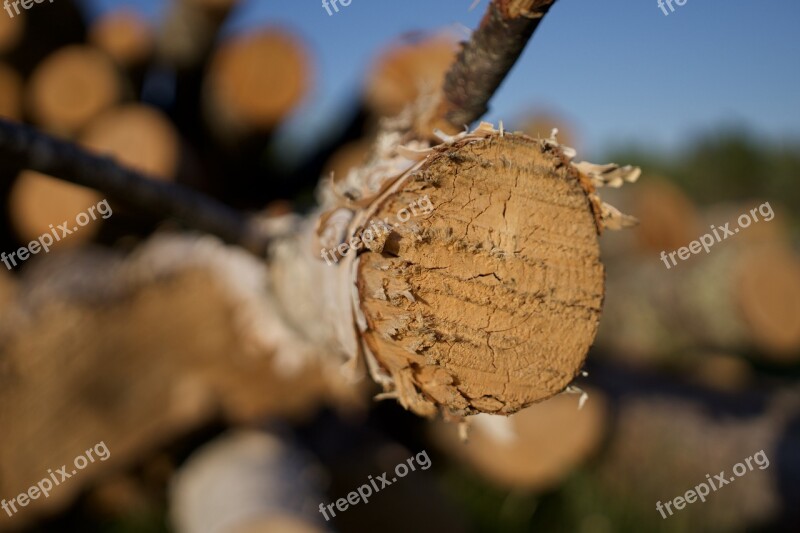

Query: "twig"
left=426, top=0, right=558, bottom=133
left=0, top=119, right=272, bottom=256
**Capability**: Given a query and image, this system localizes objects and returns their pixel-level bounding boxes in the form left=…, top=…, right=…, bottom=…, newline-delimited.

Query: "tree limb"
left=425, top=0, right=558, bottom=134
left=0, top=119, right=271, bottom=256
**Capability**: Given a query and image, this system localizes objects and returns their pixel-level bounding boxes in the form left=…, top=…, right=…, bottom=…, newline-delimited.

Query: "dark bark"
left=436, top=0, right=558, bottom=130
left=0, top=119, right=271, bottom=256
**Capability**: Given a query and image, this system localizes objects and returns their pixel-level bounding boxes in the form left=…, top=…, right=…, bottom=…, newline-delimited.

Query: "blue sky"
left=82, top=0, right=800, bottom=159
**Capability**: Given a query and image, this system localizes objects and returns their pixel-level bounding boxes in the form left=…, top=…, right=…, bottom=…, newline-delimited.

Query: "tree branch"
left=426, top=0, right=558, bottom=133
left=0, top=119, right=272, bottom=256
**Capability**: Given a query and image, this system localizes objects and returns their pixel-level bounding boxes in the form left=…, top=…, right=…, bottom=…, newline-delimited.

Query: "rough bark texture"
left=355, top=132, right=604, bottom=416
left=0, top=119, right=271, bottom=255
left=425, top=0, right=557, bottom=134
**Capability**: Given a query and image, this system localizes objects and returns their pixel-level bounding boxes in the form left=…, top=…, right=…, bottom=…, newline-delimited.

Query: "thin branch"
left=0, top=119, right=272, bottom=256
left=427, top=0, right=558, bottom=133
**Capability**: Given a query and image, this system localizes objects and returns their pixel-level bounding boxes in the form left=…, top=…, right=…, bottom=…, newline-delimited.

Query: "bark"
left=0, top=119, right=271, bottom=256
left=423, top=0, right=558, bottom=134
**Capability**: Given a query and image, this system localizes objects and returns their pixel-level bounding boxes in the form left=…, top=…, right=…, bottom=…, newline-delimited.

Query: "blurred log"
left=598, top=241, right=800, bottom=363
left=0, top=9, right=24, bottom=54
left=364, top=33, right=458, bottom=118
left=631, top=178, right=703, bottom=254
left=691, top=352, right=753, bottom=392
left=516, top=111, right=578, bottom=152
left=598, top=177, right=702, bottom=261
left=593, top=383, right=800, bottom=530
left=79, top=104, right=180, bottom=181
left=297, top=415, right=468, bottom=533
left=26, top=45, right=125, bottom=137
left=203, top=28, right=310, bottom=143
left=8, top=170, right=104, bottom=249
left=430, top=388, right=607, bottom=490
left=0, top=62, right=22, bottom=121
left=0, top=235, right=357, bottom=529
left=2, top=0, right=85, bottom=76
left=0, top=267, right=14, bottom=316
left=700, top=201, right=790, bottom=245
left=156, top=0, right=237, bottom=69
left=88, top=9, right=154, bottom=68
left=170, top=430, right=329, bottom=533
left=322, top=139, right=371, bottom=183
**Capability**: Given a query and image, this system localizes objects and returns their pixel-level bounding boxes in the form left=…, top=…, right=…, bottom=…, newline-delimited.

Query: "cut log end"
left=27, top=45, right=123, bottom=136
left=205, top=29, right=310, bottom=138
left=89, top=9, right=154, bottom=67
left=431, top=388, right=607, bottom=489
left=0, top=8, right=23, bottom=54
left=365, top=34, right=458, bottom=118
left=0, top=62, right=23, bottom=121
left=79, top=104, right=180, bottom=180
left=9, top=171, right=104, bottom=247
left=357, top=133, right=604, bottom=417
left=736, top=245, right=800, bottom=359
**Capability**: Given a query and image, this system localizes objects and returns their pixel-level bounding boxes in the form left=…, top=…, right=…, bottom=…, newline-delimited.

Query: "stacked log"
left=516, top=111, right=579, bottom=152
left=0, top=234, right=357, bottom=528
left=79, top=104, right=181, bottom=181
left=26, top=45, right=124, bottom=136
left=202, top=29, right=310, bottom=143
left=598, top=240, right=800, bottom=363
left=593, top=386, right=800, bottom=530
left=322, top=139, right=372, bottom=183
left=88, top=9, right=154, bottom=68
left=0, top=62, right=23, bottom=121
left=8, top=171, right=104, bottom=249
left=156, top=0, right=238, bottom=69
left=0, top=8, right=24, bottom=54
left=170, top=430, right=329, bottom=533
left=364, top=33, right=458, bottom=118
left=430, top=388, right=607, bottom=490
